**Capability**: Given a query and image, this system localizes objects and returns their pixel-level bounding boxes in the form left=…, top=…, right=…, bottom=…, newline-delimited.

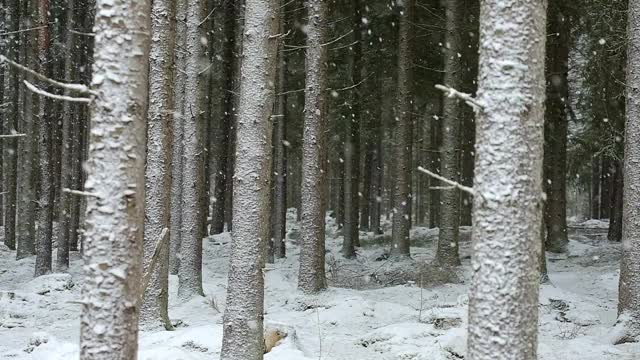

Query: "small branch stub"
left=435, top=84, right=484, bottom=110
left=417, top=166, right=476, bottom=196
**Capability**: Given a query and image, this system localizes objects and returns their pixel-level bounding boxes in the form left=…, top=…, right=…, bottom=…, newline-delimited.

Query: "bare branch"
left=417, top=166, right=476, bottom=196
left=63, top=188, right=101, bottom=198
left=68, top=28, right=96, bottom=37
left=0, top=133, right=27, bottom=139
left=435, top=84, right=484, bottom=110
left=0, top=55, right=96, bottom=95
left=0, top=25, right=47, bottom=37
left=24, top=80, right=93, bottom=103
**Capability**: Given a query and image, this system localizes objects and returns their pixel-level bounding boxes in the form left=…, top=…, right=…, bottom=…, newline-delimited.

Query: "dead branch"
left=417, top=166, right=475, bottom=196
left=24, top=80, right=92, bottom=103
left=435, top=84, right=483, bottom=110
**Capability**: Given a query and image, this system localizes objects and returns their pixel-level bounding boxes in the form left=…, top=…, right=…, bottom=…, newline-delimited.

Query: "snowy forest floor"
left=1, top=214, right=640, bottom=359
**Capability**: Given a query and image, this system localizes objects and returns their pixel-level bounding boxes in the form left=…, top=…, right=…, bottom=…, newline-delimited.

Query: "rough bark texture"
left=617, top=0, right=640, bottom=341
left=271, top=3, right=288, bottom=259
left=35, top=0, right=54, bottom=276
left=543, top=1, right=570, bottom=253
left=298, top=0, right=328, bottom=295
left=390, top=0, right=415, bottom=258
left=79, top=0, right=151, bottom=358
left=3, top=0, right=20, bottom=250
left=0, top=1, right=5, bottom=229
left=467, top=0, right=547, bottom=359
left=608, top=160, right=623, bottom=242
left=177, top=0, right=207, bottom=300
left=169, top=0, right=188, bottom=276
left=220, top=0, right=278, bottom=358
left=437, top=0, right=464, bottom=267
left=140, top=0, right=176, bottom=330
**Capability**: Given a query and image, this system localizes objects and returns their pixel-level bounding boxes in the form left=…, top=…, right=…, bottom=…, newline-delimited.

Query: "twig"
left=0, top=55, right=96, bottom=95
left=63, top=188, right=101, bottom=198
left=417, top=166, right=475, bottom=196
left=435, top=84, right=483, bottom=110
left=68, top=28, right=96, bottom=37
left=330, top=73, right=372, bottom=92
left=0, top=25, right=47, bottom=37
left=198, top=6, right=217, bottom=27
left=0, top=133, right=26, bottom=139
left=24, top=80, right=93, bottom=103
left=269, top=29, right=292, bottom=39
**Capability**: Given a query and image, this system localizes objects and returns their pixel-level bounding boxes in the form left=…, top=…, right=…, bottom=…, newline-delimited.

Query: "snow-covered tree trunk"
left=220, top=0, right=278, bottom=357
left=616, top=0, right=640, bottom=344
left=79, top=0, right=151, bottom=358
left=140, top=0, right=177, bottom=330
left=176, top=0, right=207, bottom=300
left=390, top=0, right=415, bottom=258
left=35, top=0, right=54, bottom=276
left=298, top=0, right=328, bottom=294
left=169, top=0, right=187, bottom=276
left=437, top=0, right=464, bottom=267
left=3, top=0, right=20, bottom=251
left=467, top=0, right=547, bottom=359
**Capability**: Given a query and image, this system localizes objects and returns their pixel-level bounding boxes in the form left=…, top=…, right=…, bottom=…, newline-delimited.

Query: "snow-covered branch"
left=24, top=80, right=93, bottom=103
left=0, top=55, right=96, bottom=96
left=63, top=188, right=101, bottom=198
left=435, top=84, right=484, bottom=110
left=0, top=133, right=27, bottom=139
left=417, top=166, right=476, bottom=196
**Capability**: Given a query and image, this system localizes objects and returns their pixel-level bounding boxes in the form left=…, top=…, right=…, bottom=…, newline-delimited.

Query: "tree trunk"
left=608, top=160, right=623, bottom=242
left=16, top=0, right=38, bottom=259
left=436, top=0, right=464, bottom=267
left=210, top=0, right=237, bottom=235
left=390, top=0, right=415, bottom=258
left=3, top=0, right=20, bottom=251
left=35, top=0, right=54, bottom=276
left=617, top=0, right=640, bottom=342
left=298, top=0, right=328, bottom=295
left=220, top=0, right=278, bottom=357
left=600, top=156, right=611, bottom=219
left=140, top=0, right=177, bottom=330
left=169, top=0, right=187, bottom=276
left=590, top=156, right=601, bottom=219
left=177, top=0, right=208, bottom=300
left=79, top=0, right=151, bottom=357
left=467, top=0, right=547, bottom=359
left=271, top=1, right=288, bottom=259
left=0, top=1, right=5, bottom=229
left=543, top=1, right=570, bottom=253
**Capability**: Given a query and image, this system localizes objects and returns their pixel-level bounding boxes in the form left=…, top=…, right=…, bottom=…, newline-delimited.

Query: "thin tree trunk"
left=140, top=0, right=177, bottom=330
left=35, top=0, right=54, bottom=276
left=617, top=0, right=640, bottom=341
left=177, top=0, right=208, bottom=300
left=0, top=0, right=5, bottom=229
left=543, top=1, right=570, bottom=253
left=600, top=156, right=611, bottom=219
left=3, top=0, right=20, bottom=251
left=220, top=0, right=278, bottom=357
left=169, top=0, right=188, bottom=276
left=298, top=0, right=328, bottom=294
left=467, top=0, right=547, bottom=359
left=590, top=156, right=601, bottom=219
left=390, top=0, right=415, bottom=258
left=436, top=0, right=464, bottom=267
left=79, top=0, right=151, bottom=357
left=608, top=160, right=623, bottom=242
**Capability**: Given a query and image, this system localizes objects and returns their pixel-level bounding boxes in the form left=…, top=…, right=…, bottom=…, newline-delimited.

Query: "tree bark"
left=390, top=0, right=415, bottom=258
left=608, top=160, right=623, bottom=242
left=298, top=0, right=328, bottom=295
left=177, top=0, right=208, bottom=301
left=79, top=0, right=151, bottom=357
left=468, top=0, right=547, bottom=359
left=590, top=156, right=601, bottom=219
left=140, top=0, right=177, bottom=330
left=220, top=0, right=278, bottom=357
left=436, top=0, right=464, bottom=267
left=3, top=0, right=20, bottom=251
left=543, top=1, right=570, bottom=253
left=617, top=0, right=640, bottom=342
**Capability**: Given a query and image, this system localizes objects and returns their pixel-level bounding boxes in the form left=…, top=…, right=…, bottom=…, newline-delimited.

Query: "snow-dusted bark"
left=220, top=0, right=278, bottom=357
left=616, top=0, right=640, bottom=344
left=176, top=0, right=207, bottom=301
left=437, top=0, right=464, bottom=267
left=140, top=0, right=177, bottom=330
left=79, top=0, right=151, bottom=358
left=390, top=0, right=415, bottom=258
left=298, top=0, right=328, bottom=294
left=3, top=0, right=20, bottom=250
left=35, top=0, right=54, bottom=276
left=169, top=0, right=187, bottom=276
left=467, top=0, right=547, bottom=359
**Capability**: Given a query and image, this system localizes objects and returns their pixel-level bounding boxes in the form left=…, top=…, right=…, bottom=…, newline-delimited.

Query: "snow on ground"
left=1, top=216, right=639, bottom=359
